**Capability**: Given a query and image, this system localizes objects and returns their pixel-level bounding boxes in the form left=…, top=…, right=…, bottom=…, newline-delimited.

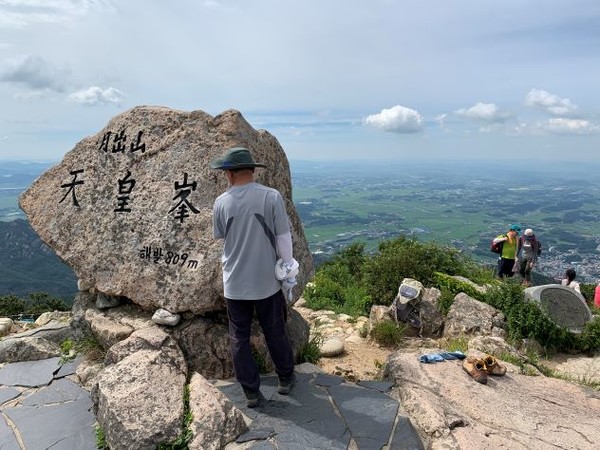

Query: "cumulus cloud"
left=454, top=102, right=512, bottom=122
left=543, top=118, right=599, bottom=134
left=0, top=0, right=115, bottom=28
left=363, top=105, right=424, bottom=133
left=524, top=89, right=578, bottom=116
left=0, top=54, right=68, bottom=92
left=67, top=86, right=125, bottom=106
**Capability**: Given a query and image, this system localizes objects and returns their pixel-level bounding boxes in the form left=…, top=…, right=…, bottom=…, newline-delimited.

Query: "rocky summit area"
left=1, top=288, right=600, bottom=449
left=1, top=106, right=599, bottom=449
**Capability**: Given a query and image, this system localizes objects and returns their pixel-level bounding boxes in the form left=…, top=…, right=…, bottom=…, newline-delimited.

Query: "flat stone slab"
left=21, top=378, right=89, bottom=406
left=0, top=357, right=61, bottom=387
left=0, top=414, right=20, bottom=450
left=54, top=355, right=83, bottom=379
left=2, top=358, right=421, bottom=449
left=0, top=386, right=21, bottom=405
left=313, top=373, right=344, bottom=387
left=4, top=396, right=96, bottom=450
left=329, top=382, right=399, bottom=449
left=220, top=371, right=417, bottom=449
left=390, top=416, right=425, bottom=450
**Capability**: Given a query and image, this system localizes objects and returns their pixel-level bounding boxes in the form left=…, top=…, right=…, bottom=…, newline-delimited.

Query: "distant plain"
left=2, top=158, right=599, bottom=283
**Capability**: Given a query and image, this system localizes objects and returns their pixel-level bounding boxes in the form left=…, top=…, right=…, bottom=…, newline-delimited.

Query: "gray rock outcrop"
left=384, top=350, right=600, bottom=449
left=19, top=106, right=313, bottom=314
left=444, top=293, right=507, bottom=338
left=188, top=372, right=247, bottom=450
left=93, top=328, right=188, bottom=449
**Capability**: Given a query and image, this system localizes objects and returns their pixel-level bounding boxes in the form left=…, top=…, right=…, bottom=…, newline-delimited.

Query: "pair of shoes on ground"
left=243, top=373, right=297, bottom=408
left=462, top=355, right=507, bottom=384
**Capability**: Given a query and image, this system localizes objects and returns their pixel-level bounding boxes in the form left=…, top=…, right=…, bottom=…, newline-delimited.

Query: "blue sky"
left=1, top=0, right=599, bottom=162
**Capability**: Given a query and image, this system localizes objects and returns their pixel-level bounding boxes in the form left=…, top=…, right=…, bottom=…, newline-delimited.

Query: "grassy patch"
left=438, top=335, right=469, bottom=353
left=297, top=330, right=323, bottom=365
left=370, top=321, right=405, bottom=348
left=95, top=425, right=108, bottom=449
left=60, top=337, right=105, bottom=364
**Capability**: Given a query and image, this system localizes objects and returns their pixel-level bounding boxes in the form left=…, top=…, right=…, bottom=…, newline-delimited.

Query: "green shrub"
left=433, top=272, right=491, bottom=315
left=0, top=292, right=69, bottom=317
left=305, top=235, right=600, bottom=355
left=370, top=321, right=405, bottom=347
left=304, top=275, right=347, bottom=311
left=362, top=236, right=473, bottom=306
left=577, top=317, right=600, bottom=354
left=580, top=283, right=595, bottom=303
left=0, top=295, right=27, bottom=317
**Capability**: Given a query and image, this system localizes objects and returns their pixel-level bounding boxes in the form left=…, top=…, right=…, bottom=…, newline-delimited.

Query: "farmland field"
left=291, top=160, right=600, bottom=281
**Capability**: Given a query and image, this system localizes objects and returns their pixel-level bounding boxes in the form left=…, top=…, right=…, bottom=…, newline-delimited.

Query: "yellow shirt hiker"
left=493, top=224, right=521, bottom=278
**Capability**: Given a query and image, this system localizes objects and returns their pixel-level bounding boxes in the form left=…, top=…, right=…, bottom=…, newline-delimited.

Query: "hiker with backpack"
left=517, top=228, right=541, bottom=286
left=492, top=224, right=521, bottom=278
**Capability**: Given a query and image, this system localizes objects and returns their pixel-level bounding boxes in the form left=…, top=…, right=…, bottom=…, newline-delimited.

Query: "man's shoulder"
left=253, top=182, right=281, bottom=194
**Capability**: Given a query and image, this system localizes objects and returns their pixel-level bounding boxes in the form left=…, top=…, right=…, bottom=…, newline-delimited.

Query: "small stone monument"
left=524, top=284, right=592, bottom=333
left=19, top=106, right=313, bottom=315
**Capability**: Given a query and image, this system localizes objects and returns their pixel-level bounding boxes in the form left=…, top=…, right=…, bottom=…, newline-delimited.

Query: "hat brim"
left=209, top=160, right=267, bottom=170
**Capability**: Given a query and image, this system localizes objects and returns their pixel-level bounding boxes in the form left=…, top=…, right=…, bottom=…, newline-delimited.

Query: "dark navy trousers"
left=226, top=290, right=295, bottom=392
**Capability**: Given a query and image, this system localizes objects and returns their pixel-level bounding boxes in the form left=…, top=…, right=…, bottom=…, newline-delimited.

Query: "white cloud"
left=524, top=88, right=578, bottom=116
left=68, top=86, right=124, bottom=106
left=0, top=0, right=115, bottom=28
left=494, top=118, right=599, bottom=136
left=0, top=54, right=68, bottom=92
left=363, top=105, right=424, bottom=133
left=544, top=118, right=599, bottom=134
left=454, top=102, right=512, bottom=122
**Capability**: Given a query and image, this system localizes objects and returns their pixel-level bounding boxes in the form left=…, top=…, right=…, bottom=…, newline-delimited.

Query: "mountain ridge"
left=0, top=219, right=77, bottom=301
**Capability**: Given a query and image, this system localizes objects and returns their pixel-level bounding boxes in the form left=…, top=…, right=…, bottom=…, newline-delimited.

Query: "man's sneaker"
left=242, top=387, right=263, bottom=408
left=462, top=356, right=488, bottom=384
left=277, top=373, right=296, bottom=395
left=483, top=355, right=507, bottom=376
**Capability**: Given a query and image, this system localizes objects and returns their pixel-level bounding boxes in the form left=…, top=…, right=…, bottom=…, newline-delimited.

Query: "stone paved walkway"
left=0, top=358, right=423, bottom=449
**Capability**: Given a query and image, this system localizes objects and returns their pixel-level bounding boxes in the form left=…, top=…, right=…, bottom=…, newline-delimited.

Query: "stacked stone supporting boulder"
left=17, top=106, right=313, bottom=448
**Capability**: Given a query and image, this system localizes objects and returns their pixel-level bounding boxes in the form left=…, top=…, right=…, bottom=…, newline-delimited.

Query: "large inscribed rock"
left=20, top=106, right=312, bottom=314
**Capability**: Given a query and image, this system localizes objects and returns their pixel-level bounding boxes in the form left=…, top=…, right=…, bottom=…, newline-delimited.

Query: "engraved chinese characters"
left=61, top=130, right=200, bottom=223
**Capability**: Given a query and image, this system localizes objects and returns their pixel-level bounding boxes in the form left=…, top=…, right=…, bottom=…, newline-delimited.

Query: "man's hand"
left=275, top=258, right=299, bottom=281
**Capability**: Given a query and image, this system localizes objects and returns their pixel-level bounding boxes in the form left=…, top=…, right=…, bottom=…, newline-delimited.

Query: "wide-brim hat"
left=210, top=147, right=267, bottom=170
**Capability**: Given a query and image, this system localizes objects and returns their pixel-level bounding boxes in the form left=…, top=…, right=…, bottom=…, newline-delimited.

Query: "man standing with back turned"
left=211, top=147, right=298, bottom=408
